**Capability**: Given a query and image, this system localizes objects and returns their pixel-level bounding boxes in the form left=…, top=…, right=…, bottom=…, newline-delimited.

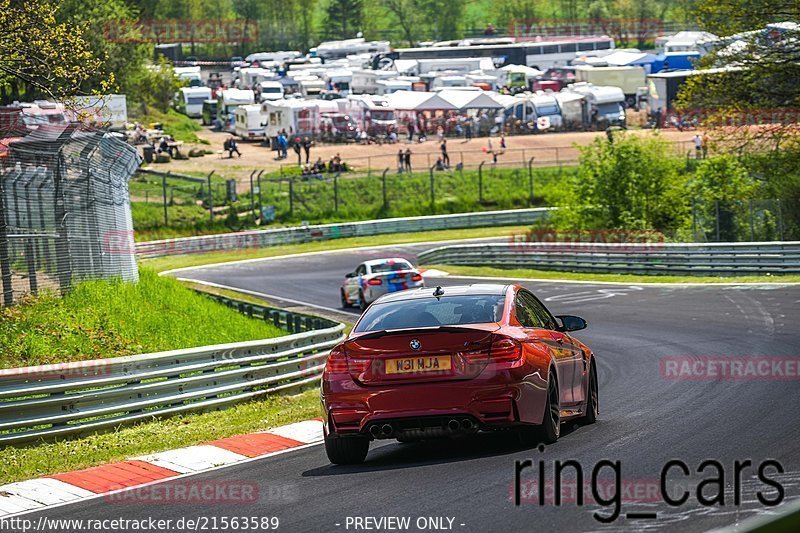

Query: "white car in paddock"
left=341, top=258, right=425, bottom=310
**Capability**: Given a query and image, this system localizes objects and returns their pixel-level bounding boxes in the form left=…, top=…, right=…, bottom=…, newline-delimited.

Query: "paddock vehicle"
left=322, top=283, right=598, bottom=464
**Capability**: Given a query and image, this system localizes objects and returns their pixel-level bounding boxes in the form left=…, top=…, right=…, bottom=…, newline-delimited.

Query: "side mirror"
left=556, top=315, right=587, bottom=332
left=345, top=272, right=356, bottom=278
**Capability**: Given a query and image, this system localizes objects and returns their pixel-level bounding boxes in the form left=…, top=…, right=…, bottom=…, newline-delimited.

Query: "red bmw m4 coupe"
left=321, top=284, right=598, bottom=464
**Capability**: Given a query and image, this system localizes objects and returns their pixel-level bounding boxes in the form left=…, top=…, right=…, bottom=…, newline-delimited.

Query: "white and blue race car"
left=341, top=258, right=425, bottom=310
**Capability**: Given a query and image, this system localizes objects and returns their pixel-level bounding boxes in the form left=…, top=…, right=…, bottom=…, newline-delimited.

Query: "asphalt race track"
left=25, top=241, right=800, bottom=532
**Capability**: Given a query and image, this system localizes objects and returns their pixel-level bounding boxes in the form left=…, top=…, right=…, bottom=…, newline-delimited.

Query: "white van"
left=234, top=104, right=265, bottom=140
left=177, top=87, right=212, bottom=118
left=174, top=66, right=202, bottom=87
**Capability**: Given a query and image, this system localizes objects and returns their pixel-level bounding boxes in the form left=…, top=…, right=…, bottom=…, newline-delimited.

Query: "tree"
left=381, top=0, right=422, bottom=47
left=554, top=133, right=687, bottom=233
left=677, top=0, right=800, bottom=150
left=688, top=155, right=757, bottom=241
left=325, top=0, right=364, bottom=40
left=0, top=0, right=106, bottom=103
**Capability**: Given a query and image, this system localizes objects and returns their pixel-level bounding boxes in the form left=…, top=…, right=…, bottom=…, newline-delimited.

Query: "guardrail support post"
left=334, top=173, right=339, bottom=213
left=249, top=170, right=256, bottom=222
left=289, top=179, right=294, bottom=218
left=256, top=170, right=264, bottom=222
left=528, top=157, right=535, bottom=205
left=206, top=170, right=214, bottom=222
left=429, top=165, right=435, bottom=212
left=382, top=168, right=388, bottom=209
left=162, top=174, right=168, bottom=226
left=478, top=161, right=485, bottom=204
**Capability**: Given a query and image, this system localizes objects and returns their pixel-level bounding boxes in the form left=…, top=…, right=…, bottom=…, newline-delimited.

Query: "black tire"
left=539, top=373, right=560, bottom=444
left=359, top=290, right=368, bottom=311
left=340, top=289, right=349, bottom=308
left=580, top=360, right=599, bottom=425
left=324, top=435, right=369, bottom=465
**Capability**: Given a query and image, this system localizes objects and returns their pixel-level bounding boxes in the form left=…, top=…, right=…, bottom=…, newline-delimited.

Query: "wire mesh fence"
left=690, top=198, right=799, bottom=243
left=0, top=124, right=141, bottom=306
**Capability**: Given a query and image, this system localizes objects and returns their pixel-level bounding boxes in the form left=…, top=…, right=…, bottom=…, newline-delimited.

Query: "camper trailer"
left=261, top=99, right=319, bottom=146
left=351, top=69, right=399, bottom=94
left=255, top=80, right=285, bottom=102
left=565, top=83, right=626, bottom=128
left=234, top=104, right=265, bottom=140
left=176, top=87, right=212, bottom=118
left=553, top=92, right=586, bottom=130
left=322, top=69, right=353, bottom=96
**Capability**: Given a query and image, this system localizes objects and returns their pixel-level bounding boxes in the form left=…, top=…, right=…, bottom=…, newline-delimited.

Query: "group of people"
left=299, top=154, right=350, bottom=177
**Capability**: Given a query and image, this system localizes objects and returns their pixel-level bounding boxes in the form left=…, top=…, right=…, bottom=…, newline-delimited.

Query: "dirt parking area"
left=146, top=126, right=699, bottom=190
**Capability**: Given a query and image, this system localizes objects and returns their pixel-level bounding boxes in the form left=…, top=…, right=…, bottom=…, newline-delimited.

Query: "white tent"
left=386, top=91, right=458, bottom=111
left=438, top=90, right=504, bottom=110
left=500, top=64, right=543, bottom=77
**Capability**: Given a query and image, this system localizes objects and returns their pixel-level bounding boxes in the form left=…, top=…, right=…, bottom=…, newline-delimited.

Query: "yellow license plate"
left=385, top=356, right=452, bottom=375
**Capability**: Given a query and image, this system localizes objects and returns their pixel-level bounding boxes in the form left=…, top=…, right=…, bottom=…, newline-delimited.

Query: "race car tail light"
left=367, top=279, right=382, bottom=285
left=462, top=336, right=522, bottom=365
left=411, top=274, right=423, bottom=281
left=489, top=337, right=523, bottom=364
left=325, top=346, right=349, bottom=373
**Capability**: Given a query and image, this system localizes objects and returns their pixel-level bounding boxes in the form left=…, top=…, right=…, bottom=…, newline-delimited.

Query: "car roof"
left=363, top=257, right=413, bottom=267
left=374, top=284, right=509, bottom=304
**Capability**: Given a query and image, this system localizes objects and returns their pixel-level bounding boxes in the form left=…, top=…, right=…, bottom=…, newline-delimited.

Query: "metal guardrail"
left=417, top=242, right=800, bottom=276
left=136, top=208, right=552, bottom=259
left=0, top=296, right=345, bottom=445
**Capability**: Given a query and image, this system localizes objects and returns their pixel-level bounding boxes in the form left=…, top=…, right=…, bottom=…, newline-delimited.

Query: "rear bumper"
left=322, top=371, right=547, bottom=436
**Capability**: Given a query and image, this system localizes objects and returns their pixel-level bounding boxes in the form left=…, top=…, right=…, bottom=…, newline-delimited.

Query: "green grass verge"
left=134, top=108, right=207, bottom=144
left=431, top=264, right=800, bottom=284
left=143, top=225, right=528, bottom=273
left=0, top=390, right=318, bottom=485
left=0, top=268, right=286, bottom=369
left=129, top=165, right=573, bottom=239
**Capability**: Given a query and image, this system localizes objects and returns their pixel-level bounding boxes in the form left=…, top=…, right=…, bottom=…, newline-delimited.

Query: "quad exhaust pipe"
left=370, top=419, right=476, bottom=438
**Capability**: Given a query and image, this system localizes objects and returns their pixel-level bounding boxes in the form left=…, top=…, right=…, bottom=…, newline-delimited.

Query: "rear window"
left=370, top=260, right=412, bottom=273
left=354, top=295, right=505, bottom=332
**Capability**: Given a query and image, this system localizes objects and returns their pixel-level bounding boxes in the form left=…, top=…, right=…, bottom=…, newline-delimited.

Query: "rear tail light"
left=325, top=346, right=348, bottom=373
left=462, top=336, right=522, bottom=365
left=367, top=279, right=382, bottom=285
left=324, top=346, right=371, bottom=374
left=411, top=274, right=423, bottom=281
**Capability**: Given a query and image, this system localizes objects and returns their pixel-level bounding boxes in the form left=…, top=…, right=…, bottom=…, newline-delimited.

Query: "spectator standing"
left=440, top=138, right=449, bottom=167
left=302, top=137, right=312, bottom=164
left=397, top=149, right=404, bottom=173
left=693, top=134, right=703, bottom=159
left=465, top=119, right=472, bottom=141
left=407, top=120, right=415, bottom=142
left=702, top=132, right=709, bottom=159
left=293, top=137, right=302, bottom=165
left=404, top=148, right=412, bottom=173
left=484, top=23, right=496, bottom=36
left=225, top=136, right=241, bottom=158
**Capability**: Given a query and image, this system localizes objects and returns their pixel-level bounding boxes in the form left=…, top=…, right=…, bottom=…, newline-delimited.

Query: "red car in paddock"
left=321, top=283, right=598, bottom=464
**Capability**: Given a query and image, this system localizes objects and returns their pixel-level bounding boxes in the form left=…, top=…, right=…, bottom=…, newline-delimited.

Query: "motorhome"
left=234, top=104, right=265, bottom=140
left=256, top=80, right=284, bottom=102
left=245, top=51, right=303, bottom=66
left=237, top=67, right=273, bottom=90
left=298, top=77, right=326, bottom=98
left=322, top=69, right=353, bottom=96
left=217, top=89, right=255, bottom=133
left=261, top=99, right=319, bottom=145
left=176, top=87, right=212, bottom=118
left=529, top=93, right=563, bottom=130
left=565, top=83, right=626, bottom=127
left=2, top=101, right=68, bottom=132
left=351, top=69, right=399, bottom=94
left=315, top=38, right=391, bottom=61
left=174, top=66, right=202, bottom=87
left=374, top=78, right=412, bottom=95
